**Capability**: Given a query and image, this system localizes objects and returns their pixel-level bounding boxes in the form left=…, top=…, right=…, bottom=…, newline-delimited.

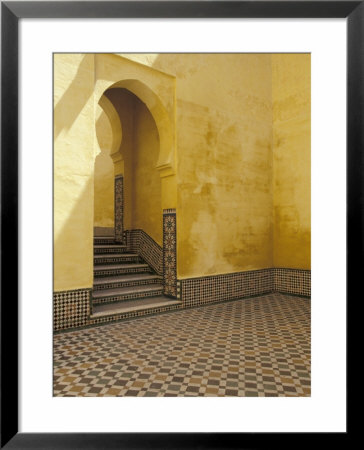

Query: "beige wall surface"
left=94, top=103, right=114, bottom=228
left=54, top=54, right=95, bottom=291
left=272, top=54, right=311, bottom=269
left=132, top=98, right=163, bottom=245
left=124, top=54, right=274, bottom=278
left=54, top=53, right=310, bottom=292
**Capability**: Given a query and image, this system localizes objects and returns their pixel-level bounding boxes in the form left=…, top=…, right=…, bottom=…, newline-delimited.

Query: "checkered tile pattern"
left=179, top=268, right=310, bottom=306
left=123, top=229, right=163, bottom=275
left=53, top=289, right=91, bottom=332
left=114, top=175, right=123, bottom=243
left=274, top=268, right=311, bottom=297
left=180, top=269, right=273, bottom=308
left=54, top=293, right=310, bottom=397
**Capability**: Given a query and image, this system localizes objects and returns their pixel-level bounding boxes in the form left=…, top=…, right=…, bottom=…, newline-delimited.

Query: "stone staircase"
left=91, top=236, right=181, bottom=320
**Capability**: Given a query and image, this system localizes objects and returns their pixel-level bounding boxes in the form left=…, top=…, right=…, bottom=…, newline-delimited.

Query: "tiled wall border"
left=179, top=269, right=273, bottom=308
left=179, top=268, right=310, bottom=307
left=53, top=288, right=91, bottom=332
left=54, top=268, right=310, bottom=332
left=123, top=229, right=163, bottom=275
left=54, top=288, right=182, bottom=333
left=274, top=268, right=311, bottom=297
left=114, top=175, right=124, bottom=243
left=163, top=209, right=177, bottom=298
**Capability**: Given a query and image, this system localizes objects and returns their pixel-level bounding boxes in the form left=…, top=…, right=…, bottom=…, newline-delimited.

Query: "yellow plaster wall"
left=54, top=54, right=95, bottom=291
left=94, top=104, right=114, bottom=228
left=272, top=54, right=311, bottom=269
left=54, top=53, right=310, bottom=292
left=132, top=99, right=163, bottom=245
left=122, top=54, right=273, bottom=278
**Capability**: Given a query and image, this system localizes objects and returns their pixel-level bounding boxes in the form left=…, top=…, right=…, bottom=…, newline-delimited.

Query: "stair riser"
left=94, top=256, right=141, bottom=265
left=92, top=289, right=164, bottom=306
left=94, top=247, right=128, bottom=255
left=93, top=278, right=162, bottom=291
left=94, top=267, right=152, bottom=277
left=91, top=302, right=182, bottom=321
left=94, top=238, right=122, bottom=245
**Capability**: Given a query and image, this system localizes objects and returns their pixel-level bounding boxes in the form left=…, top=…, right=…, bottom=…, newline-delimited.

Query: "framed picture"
left=1, top=1, right=357, bottom=448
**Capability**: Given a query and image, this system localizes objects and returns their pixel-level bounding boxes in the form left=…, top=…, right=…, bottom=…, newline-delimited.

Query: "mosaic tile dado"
left=180, top=269, right=274, bottom=309
left=54, top=268, right=310, bottom=331
left=114, top=175, right=124, bottom=243
left=179, top=268, right=310, bottom=308
left=123, top=229, right=162, bottom=275
left=53, top=289, right=91, bottom=332
left=274, top=268, right=311, bottom=297
left=163, top=210, right=177, bottom=298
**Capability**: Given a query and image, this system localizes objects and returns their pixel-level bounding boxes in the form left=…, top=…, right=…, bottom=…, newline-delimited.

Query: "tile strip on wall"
left=274, top=268, right=311, bottom=297
left=114, top=175, right=124, bottom=243
left=179, top=268, right=274, bottom=308
left=163, top=209, right=177, bottom=298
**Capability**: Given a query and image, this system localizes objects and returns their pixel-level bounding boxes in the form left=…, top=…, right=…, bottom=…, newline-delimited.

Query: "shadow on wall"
left=54, top=54, right=96, bottom=291
left=54, top=55, right=94, bottom=140
left=94, top=106, right=115, bottom=229
left=54, top=176, right=94, bottom=291
left=54, top=57, right=163, bottom=291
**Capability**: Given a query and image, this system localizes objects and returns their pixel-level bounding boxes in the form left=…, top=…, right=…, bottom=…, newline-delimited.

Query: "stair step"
left=91, top=296, right=182, bottom=318
left=94, top=237, right=120, bottom=245
left=94, top=253, right=140, bottom=265
left=93, top=273, right=162, bottom=290
left=94, top=263, right=151, bottom=277
left=92, top=284, right=164, bottom=305
left=94, top=244, right=127, bottom=254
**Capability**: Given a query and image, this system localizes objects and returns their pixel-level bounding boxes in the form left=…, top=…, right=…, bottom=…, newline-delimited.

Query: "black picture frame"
left=1, top=1, right=358, bottom=448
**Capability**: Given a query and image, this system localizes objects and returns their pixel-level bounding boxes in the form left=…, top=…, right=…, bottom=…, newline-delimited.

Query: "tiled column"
left=163, top=209, right=177, bottom=297
left=114, top=175, right=124, bottom=243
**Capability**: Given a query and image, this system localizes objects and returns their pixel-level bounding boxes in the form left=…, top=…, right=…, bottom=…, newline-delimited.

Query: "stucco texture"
left=272, top=54, right=311, bottom=269
left=94, top=103, right=114, bottom=228
left=54, top=53, right=310, bottom=291
left=54, top=54, right=95, bottom=291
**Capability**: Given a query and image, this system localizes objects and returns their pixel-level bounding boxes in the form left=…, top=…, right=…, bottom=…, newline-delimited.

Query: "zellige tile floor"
left=53, top=293, right=311, bottom=397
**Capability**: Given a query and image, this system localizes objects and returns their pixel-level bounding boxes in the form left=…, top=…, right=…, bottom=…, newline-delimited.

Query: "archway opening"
left=94, top=87, right=162, bottom=247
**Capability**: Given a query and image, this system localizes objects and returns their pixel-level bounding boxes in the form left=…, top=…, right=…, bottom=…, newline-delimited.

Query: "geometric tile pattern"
left=123, top=229, right=140, bottom=253
left=163, top=209, right=177, bottom=298
left=123, top=229, right=163, bottom=275
left=179, top=268, right=311, bottom=307
left=274, top=268, right=311, bottom=297
left=53, top=289, right=91, bottom=332
left=53, top=293, right=311, bottom=397
left=180, top=268, right=273, bottom=308
left=114, top=175, right=123, bottom=243
left=53, top=267, right=311, bottom=331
